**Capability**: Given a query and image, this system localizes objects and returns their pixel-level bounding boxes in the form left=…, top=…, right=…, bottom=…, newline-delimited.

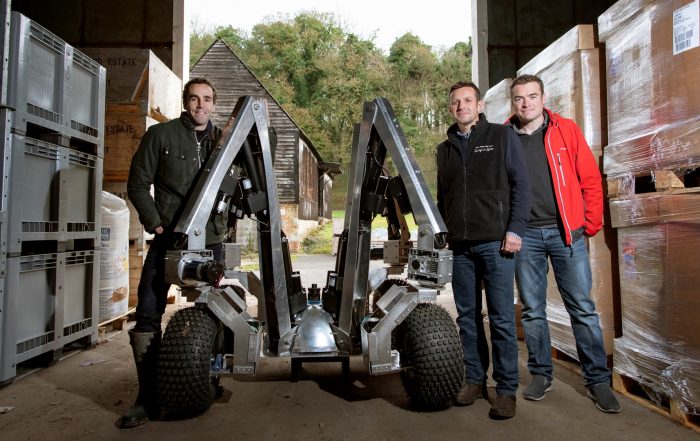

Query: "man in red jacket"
left=509, top=74, right=620, bottom=413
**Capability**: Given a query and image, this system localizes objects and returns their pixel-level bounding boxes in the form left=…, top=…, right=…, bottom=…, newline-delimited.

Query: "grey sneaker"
left=588, top=383, right=621, bottom=413
left=454, top=383, right=485, bottom=406
left=523, top=375, right=553, bottom=401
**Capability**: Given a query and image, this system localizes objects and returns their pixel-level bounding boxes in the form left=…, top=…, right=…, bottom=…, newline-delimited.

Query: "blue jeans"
left=452, top=240, right=519, bottom=396
left=515, top=227, right=610, bottom=387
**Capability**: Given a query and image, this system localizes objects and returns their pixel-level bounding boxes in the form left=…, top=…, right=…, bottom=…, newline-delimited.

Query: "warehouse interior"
left=1, top=0, right=700, bottom=439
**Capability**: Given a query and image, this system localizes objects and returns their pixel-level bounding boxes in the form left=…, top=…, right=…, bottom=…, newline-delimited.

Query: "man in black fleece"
left=437, top=81, right=531, bottom=420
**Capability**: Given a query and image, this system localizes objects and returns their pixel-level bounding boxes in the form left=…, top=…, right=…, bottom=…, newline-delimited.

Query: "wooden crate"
left=80, top=48, right=182, bottom=182
left=80, top=48, right=182, bottom=121
left=128, top=240, right=147, bottom=308
left=103, top=107, right=159, bottom=182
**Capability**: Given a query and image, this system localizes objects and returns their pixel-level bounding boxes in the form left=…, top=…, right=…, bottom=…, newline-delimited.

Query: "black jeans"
left=133, top=234, right=223, bottom=332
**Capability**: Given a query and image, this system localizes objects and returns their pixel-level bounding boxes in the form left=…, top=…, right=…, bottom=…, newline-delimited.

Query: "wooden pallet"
left=550, top=347, right=615, bottom=377
left=550, top=347, right=582, bottom=375
left=613, top=372, right=700, bottom=434
left=98, top=308, right=136, bottom=340
left=607, top=169, right=699, bottom=199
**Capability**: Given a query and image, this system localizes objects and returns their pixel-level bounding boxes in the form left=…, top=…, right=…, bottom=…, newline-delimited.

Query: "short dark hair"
left=182, top=77, right=217, bottom=106
left=449, top=81, right=481, bottom=101
left=510, top=74, right=544, bottom=96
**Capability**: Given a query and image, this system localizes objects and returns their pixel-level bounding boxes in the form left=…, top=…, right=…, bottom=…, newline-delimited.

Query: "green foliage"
left=189, top=14, right=472, bottom=207
left=300, top=222, right=334, bottom=255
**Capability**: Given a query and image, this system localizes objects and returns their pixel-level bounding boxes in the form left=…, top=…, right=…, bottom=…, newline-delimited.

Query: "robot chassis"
left=155, top=96, right=465, bottom=418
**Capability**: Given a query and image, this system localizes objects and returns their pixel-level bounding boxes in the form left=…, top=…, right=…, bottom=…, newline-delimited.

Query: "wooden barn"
left=191, top=39, right=339, bottom=251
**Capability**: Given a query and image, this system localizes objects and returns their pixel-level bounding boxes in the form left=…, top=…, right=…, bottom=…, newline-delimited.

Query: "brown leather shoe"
left=489, top=394, right=516, bottom=419
left=454, top=383, right=485, bottom=406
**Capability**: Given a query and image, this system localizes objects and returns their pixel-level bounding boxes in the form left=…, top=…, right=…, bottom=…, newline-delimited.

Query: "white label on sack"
left=673, top=0, right=699, bottom=55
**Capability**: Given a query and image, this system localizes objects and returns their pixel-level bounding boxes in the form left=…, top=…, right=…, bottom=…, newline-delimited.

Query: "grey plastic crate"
left=0, top=275, right=5, bottom=382
left=7, top=12, right=68, bottom=135
left=7, top=254, right=58, bottom=365
left=0, top=249, right=98, bottom=382
left=7, top=134, right=62, bottom=251
left=63, top=148, right=102, bottom=242
left=0, top=109, right=11, bottom=276
left=7, top=135, right=101, bottom=253
left=60, top=249, right=99, bottom=346
left=8, top=12, right=105, bottom=155
left=66, top=48, right=106, bottom=150
left=0, top=1, right=10, bottom=107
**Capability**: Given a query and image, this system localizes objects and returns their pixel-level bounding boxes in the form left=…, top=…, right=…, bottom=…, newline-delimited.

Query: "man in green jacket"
left=118, top=77, right=225, bottom=428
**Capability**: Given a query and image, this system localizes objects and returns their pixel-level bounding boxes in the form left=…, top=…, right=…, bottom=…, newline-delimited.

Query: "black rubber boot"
left=116, top=330, right=161, bottom=429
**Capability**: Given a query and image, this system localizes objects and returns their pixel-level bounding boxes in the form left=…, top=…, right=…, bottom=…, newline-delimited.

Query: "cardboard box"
left=599, top=0, right=700, bottom=175
left=614, top=214, right=700, bottom=406
left=517, top=25, right=606, bottom=151
left=603, top=117, right=700, bottom=177
left=608, top=189, right=700, bottom=228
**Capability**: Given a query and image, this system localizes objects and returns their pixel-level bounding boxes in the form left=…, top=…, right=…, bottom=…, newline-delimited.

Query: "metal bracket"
left=361, top=284, right=438, bottom=375
left=197, top=286, right=262, bottom=375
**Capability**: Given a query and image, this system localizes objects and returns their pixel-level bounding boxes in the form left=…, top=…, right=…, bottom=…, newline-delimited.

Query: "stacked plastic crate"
left=515, top=25, right=619, bottom=363
left=0, top=12, right=105, bottom=383
left=599, top=0, right=700, bottom=421
left=0, top=2, right=10, bottom=386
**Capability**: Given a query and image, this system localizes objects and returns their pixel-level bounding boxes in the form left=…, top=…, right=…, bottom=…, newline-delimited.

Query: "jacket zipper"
left=546, top=118, right=572, bottom=243
left=556, top=153, right=567, bottom=187
left=462, top=135, right=470, bottom=239
left=194, top=132, right=207, bottom=167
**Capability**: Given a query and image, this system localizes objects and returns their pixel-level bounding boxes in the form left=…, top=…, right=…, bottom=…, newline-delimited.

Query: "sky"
left=191, top=0, right=472, bottom=54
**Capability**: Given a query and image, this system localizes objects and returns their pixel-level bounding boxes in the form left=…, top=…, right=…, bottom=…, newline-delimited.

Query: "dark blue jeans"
left=134, top=235, right=223, bottom=332
left=515, top=227, right=610, bottom=387
left=451, top=240, right=519, bottom=396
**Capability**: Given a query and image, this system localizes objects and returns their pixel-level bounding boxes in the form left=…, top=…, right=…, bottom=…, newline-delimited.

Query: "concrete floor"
left=0, top=255, right=698, bottom=441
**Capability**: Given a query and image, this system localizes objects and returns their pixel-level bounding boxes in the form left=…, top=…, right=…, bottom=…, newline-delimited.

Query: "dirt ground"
left=0, top=255, right=698, bottom=441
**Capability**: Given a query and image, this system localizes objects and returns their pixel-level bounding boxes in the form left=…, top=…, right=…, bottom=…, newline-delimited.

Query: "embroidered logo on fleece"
left=473, top=145, right=495, bottom=153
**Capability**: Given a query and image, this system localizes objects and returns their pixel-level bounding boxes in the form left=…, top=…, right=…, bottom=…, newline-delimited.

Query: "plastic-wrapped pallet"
left=99, top=191, right=129, bottom=322
left=483, top=78, right=513, bottom=125
left=611, top=191, right=700, bottom=416
left=517, top=25, right=606, bottom=151
left=599, top=0, right=700, bottom=191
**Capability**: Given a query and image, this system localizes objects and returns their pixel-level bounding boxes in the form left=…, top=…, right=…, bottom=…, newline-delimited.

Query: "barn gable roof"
left=191, top=38, right=323, bottom=162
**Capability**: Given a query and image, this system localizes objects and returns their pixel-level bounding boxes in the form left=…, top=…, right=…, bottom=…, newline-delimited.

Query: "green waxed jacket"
left=127, top=112, right=226, bottom=245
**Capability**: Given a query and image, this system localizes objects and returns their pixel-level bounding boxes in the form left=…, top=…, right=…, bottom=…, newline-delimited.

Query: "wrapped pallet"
left=483, top=78, right=513, bottom=124
left=599, top=0, right=700, bottom=192
left=611, top=191, right=700, bottom=416
left=517, top=25, right=606, bottom=151
left=515, top=24, right=618, bottom=359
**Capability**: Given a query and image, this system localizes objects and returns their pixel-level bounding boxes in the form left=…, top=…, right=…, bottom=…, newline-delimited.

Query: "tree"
left=190, top=16, right=216, bottom=66
left=433, top=40, right=473, bottom=127
left=189, top=13, right=471, bottom=201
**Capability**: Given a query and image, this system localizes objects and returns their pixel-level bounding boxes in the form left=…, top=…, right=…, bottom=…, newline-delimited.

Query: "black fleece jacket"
left=436, top=115, right=531, bottom=245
